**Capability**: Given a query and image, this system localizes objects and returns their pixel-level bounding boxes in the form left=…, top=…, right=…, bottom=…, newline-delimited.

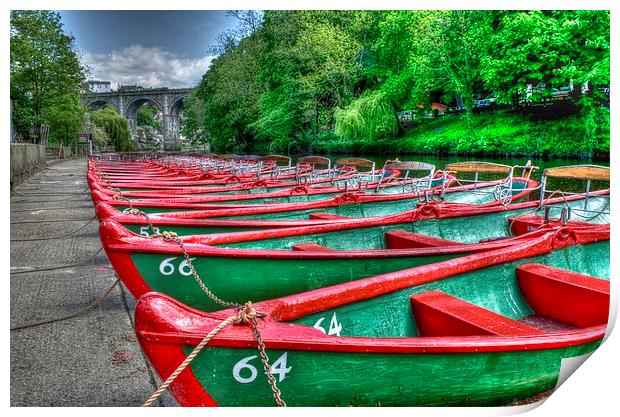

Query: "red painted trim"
left=517, top=263, right=610, bottom=328
left=385, top=230, right=460, bottom=249
left=308, top=212, right=352, bottom=220
left=410, top=291, right=545, bottom=336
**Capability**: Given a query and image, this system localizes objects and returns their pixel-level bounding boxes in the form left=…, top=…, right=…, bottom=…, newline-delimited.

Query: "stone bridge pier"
left=81, top=87, right=193, bottom=150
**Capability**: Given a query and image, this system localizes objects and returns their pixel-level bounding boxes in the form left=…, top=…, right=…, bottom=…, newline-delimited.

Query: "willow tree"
left=334, top=91, right=397, bottom=141
left=89, top=107, right=133, bottom=151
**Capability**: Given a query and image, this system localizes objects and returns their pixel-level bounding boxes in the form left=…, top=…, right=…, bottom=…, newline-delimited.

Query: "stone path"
left=10, top=158, right=176, bottom=406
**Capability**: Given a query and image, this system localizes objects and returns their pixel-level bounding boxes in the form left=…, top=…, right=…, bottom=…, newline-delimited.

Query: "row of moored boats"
left=88, top=153, right=610, bottom=406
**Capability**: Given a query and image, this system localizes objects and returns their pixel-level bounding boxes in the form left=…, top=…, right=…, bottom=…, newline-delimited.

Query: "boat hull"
left=135, top=232, right=609, bottom=406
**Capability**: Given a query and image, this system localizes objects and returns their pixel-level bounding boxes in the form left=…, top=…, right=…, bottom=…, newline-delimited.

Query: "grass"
left=310, top=110, right=609, bottom=160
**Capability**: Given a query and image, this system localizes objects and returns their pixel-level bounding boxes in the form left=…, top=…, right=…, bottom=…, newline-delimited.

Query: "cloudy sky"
left=60, top=11, right=239, bottom=88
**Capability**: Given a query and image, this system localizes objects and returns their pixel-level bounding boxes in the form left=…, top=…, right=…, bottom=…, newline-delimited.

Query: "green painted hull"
left=115, top=177, right=499, bottom=216
left=180, top=242, right=609, bottom=406
left=185, top=342, right=599, bottom=406
left=221, top=197, right=610, bottom=250
left=131, top=252, right=457, bottom=311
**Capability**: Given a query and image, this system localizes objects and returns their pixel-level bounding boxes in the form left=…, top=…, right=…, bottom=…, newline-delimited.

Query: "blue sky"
left=59, top=11, right=239, bottom=88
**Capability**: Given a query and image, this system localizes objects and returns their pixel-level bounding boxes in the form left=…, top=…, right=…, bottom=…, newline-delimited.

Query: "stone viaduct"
left=80, top=87, right=193, bottom=150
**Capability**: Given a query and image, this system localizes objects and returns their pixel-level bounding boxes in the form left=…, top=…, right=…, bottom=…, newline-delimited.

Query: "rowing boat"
left=98, top=164, right=607, bottom=310
left=90, top=161, right=533, bottom=215
left=88, top=156, right=376, bottom=192
left=100, top=198, right=608, bottom=312
left=134, top=227, right=609, bottom=406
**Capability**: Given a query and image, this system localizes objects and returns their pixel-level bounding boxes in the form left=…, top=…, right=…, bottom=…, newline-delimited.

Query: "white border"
left=3, top=2, right=616, bottom=416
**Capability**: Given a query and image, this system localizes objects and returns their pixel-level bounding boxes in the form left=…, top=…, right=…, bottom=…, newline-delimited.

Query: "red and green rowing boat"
left=135, top=226, right=609, bottom=406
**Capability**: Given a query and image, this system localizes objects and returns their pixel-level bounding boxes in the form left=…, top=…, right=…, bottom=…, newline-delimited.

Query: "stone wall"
left=10, top=143, right=47, bottom=188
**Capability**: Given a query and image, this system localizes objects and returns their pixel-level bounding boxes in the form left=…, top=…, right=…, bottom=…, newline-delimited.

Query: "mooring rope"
left=11, top=217, right=95, bottom=224
left=11, top=245, right=105, bottom=275
left=11, top=216, right=97, bottom=242
left=10, top=277, right=120, bottom=332
left=141, top=229, right=286, bottom=407
left=97, top=162, right=287, bottom=407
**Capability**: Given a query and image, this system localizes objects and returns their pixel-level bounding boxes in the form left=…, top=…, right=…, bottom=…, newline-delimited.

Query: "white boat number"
left=139, top=226, right=160, bottom=236
left=159, top=257, right=196, bottom=276
left=313, top=312, right=342, bottom=336
left=232, top=352, right=291, bottom=384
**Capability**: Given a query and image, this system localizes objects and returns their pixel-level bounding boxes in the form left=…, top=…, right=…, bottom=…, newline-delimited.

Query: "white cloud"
left=81, top=45, right=214, bottom=89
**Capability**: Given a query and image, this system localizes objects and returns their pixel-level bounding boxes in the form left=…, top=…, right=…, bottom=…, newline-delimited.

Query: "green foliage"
left=481, top=11, right=610, bottom=108
left=83, top=112, right=110, bottom=147
left=180, top=95, right=210, bottom=147
left=89, top=107, right=133, bottom=151
left=42, top=93, right=85, bottom=146
left=316, top=111, right=609, bottom=159
left=136, top=105, right=162, bottom=130
left=335, top=91, right=397, bottom=141
left=191, top=10, right=608, bottom=157
left=10, top=10, right=86, bottom=142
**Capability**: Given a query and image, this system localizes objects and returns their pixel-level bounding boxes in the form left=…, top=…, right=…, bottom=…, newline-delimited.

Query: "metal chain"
left=97, top=160, right=286, bottom=406
left=250, top=316, right=287, bottom=406
left=153, top=231, right=242, bottom=310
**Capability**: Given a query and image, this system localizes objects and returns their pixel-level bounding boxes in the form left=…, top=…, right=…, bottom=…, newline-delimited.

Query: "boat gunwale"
left=99, top=187, right=608, bottom=255
left=134, top=229, right=609, bottom=355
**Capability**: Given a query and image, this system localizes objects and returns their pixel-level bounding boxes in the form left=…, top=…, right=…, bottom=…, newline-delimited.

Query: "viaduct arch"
left=81, top=87, right=193, bottom=150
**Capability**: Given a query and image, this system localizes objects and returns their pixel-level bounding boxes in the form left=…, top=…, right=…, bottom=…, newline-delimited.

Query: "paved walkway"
left=10, top=158, right=176, bottom=406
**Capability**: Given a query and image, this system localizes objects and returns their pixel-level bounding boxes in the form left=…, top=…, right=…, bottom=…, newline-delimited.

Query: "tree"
left=10, top=11, right=86, bottom=143
left=136, top=104, right=163, bottom=130
left=251, top=11, right=365, bottom=145
left=42, top=93, right=85, bottom=148
left=89, top=107, right=133, bottom=151
left=83, top=112, right=110, bottom=147
left=197, top=13, right=266, bottom=152
left=480, top=10, right=610, bottom=108
left=180, top=94, right=209, bottom=147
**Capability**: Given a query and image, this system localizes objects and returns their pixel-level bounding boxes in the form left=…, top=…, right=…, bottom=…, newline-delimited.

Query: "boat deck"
left=10, top=158, right=176, bottom=406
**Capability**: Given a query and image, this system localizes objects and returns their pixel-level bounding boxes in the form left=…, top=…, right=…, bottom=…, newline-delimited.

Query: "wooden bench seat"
left=517, top=263, right=609, bottom=328
left=292, top=243, right=334, bottom=252
left=385, top=230, right=460, bottom=249
left=411, top=291, right=544, bottom=337
left=308, top=212, right=352, bottom=220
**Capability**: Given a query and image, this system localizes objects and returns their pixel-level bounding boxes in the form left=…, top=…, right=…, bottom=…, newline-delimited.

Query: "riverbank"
left=265, top=111, right=609, bottom=160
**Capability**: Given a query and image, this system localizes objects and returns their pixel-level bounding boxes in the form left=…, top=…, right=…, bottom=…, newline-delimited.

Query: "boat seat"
left=292, top=243, right=334, bottom=252
left=509, top=215, right=593, bottom=236
left=308, top=212, right=352, bottom=220
left=517, top=263, right=609, bottom=328
left=385, top=230, right=460, bottom=249
left=411, top=290, right=544, bottom=337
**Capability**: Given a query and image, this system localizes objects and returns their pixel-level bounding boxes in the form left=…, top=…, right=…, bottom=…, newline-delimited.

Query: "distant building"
left=82, top=80, right=112, bottom=93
